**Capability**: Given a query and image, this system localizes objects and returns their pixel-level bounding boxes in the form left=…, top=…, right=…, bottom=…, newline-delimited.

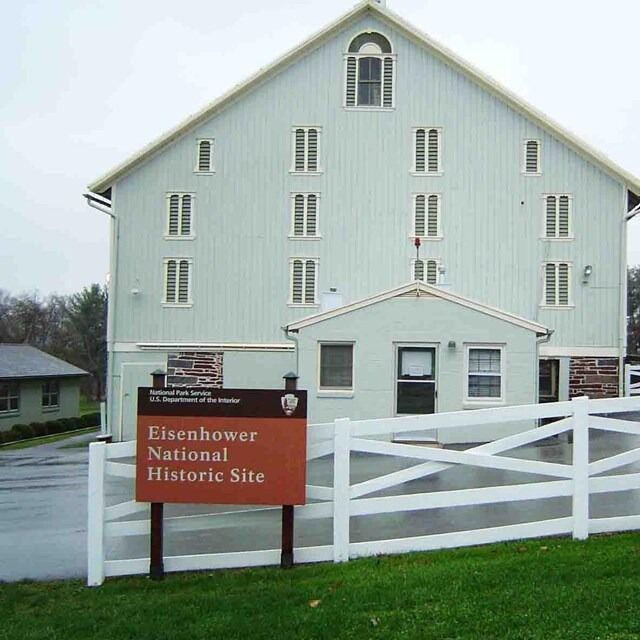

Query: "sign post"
left=136, top=384, right=307, bottom=576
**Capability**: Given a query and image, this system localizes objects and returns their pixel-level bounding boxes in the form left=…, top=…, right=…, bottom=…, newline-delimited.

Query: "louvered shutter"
left=294, top=129, right=306, bottom=172
left=166, top=260, right=177, bottom=303
left=545, top=264, right=557, bottom=305
left=346, top=56, right=357, bottom=106
left=383, top=57, right=393, bottom=107
left=414, top=259, right=424, bottom=281
left=525, top=140, right=539, bottom=173
left=545, top=196, right=557, bottom=238
left=198, top=140, right=211, bottom=172
left=414, top=195, right=425, bottom=236
left=307, top=129, right=318, bottom=172
left=306, top=195, right=317, bottom=236
left=426, top=260, right=438, bottom=285
left=292, top=260, right=303, bottom=303
left=427, top=195, right=439, bottom=236
left=181, top=195, right=192, bottom=236
left=427, top=129, right=439, bottom=172
left=558, top=263, right=569, bottom=305
left=178, top=260, right=190, bottom=304
left=415, top=129, right=425, bottom=172
left=558, top=196, right=569, bottom=237
left=168, top=195, right=180, bottom=236
left=304, top=260, right=316, bottom=303
left=293, top=195, right=305, bottom=236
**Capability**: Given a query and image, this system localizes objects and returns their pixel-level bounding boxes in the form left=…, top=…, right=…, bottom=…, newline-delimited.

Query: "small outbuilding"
left=0, top=344, right=88, bottom=431
left=287, top=281, right=550, bottom=444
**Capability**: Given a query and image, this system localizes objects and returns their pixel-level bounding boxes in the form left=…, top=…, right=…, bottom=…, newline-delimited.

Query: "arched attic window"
left=345, top=32, right=395, bottom=108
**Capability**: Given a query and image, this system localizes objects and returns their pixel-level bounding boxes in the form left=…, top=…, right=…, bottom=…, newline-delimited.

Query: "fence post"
left=333, top=417, right=351, bottom=563
left=571, top=395, right=590, bottom=540
left=87, top=441, right=107, bottom=586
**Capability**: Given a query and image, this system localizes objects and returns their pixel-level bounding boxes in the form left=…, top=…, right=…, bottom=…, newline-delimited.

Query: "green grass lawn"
left=1, top=534, right=640, bottom=639
left=79, top=396, right=100, bottom=415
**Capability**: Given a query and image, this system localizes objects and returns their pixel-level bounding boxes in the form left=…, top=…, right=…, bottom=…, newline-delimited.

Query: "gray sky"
left=2, top=0, right=639, bottom=296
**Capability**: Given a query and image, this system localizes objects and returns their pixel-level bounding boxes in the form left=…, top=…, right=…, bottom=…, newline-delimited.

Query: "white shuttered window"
left=291, top=127, right=321, bottom=173
left=164, top=258, right=192, bottom=305
left=290, top=259, right=318, bottom=305
left=166, top=194, right=194, bottom=238
left=194, top=139, right=214, bottom=173
left=413, top=259, right=438, bottom=285
left=414, top=128, right=441, bottom=174
left=414, top=194, right=441, bottom=238
left=291, top=194, right=320, bottom=238
left=543, top=262, right=571, bottom=306
left=544, top=195, right=571, bottom=239
left=523, top=139, right=541, bottom=174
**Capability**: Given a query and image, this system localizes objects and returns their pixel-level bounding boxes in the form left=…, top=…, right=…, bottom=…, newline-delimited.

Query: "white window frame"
left=411, top=127, right=443, bottom=176
left=0, top=381, right=19, bottom=414
left=522, top=139, right=542, bottom=176
left=289, top=193, right=322, bottom=239
left=541, top=193, right=573, bottom=240
left=343, top=52, right=397, bottom=111
left=289, top=126, right=323, bottom=175
left=411, top=193, right=442, bottom=239
left=317, top=341, right=355, bottom=397
left=540, top=261, right=574, bottom=308
left=288, top=257, right=319, bottom=307
left=164, top=193, right=195, bottom=240
left=411, top=258, right=440, bottom=285
left=42, top=380, right=60, bottom=411
left=464, top=344, right=505, bottom=405
left=194, top=138, right=215, bottom=174
left=162, top=257, right=193, bottom=307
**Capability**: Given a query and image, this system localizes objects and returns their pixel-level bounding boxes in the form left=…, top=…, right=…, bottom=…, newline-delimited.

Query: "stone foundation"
left=569, top=357, right=619, bottom=399
left=167, top=351, right=223, bottom=388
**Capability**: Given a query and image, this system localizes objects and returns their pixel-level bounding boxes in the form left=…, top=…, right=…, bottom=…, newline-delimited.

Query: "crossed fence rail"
left=87, top=395, right=640, bottom=586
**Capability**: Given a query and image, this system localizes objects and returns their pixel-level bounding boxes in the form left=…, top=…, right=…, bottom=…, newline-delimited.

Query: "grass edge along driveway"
left=1, top=533, right=639, bottom=640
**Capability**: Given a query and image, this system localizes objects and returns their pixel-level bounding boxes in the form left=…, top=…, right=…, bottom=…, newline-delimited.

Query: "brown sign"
left=136, top=388, right=307, bottom=505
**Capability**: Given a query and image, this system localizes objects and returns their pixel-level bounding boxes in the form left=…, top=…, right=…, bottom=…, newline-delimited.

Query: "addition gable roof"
left=88, top=0, right=640, bottom=197
left=286, top=281, right=550, bottom=336
left=0, top=344, right=88, bottom=380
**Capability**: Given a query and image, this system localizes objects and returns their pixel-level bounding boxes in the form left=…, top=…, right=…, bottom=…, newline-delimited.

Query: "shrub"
left=58, top=418, right=76, bottom=431
left=46, top=420, right=65, bottom=434
left=11, top=424, right=34, bottom=439
left=32, top=422, right=49, bottom=437
left=0, top=430, right=15, bottom=444
left=82, top=412, right=101, bottom=428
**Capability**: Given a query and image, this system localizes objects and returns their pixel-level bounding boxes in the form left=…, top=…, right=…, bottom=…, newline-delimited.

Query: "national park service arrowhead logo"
left=281, top=393, right=299, bottom=416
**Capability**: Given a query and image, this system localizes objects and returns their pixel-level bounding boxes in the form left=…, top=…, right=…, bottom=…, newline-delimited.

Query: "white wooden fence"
left=87, top=395, right=640, bottom=586
left=625, top=364, right=640, bottom=396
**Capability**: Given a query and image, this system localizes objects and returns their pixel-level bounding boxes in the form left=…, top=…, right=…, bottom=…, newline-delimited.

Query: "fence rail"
left=87, top=395, right=640, bottom=586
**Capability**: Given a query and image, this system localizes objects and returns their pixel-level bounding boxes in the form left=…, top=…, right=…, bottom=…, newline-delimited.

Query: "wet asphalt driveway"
left=2, top=422, right=640, bottom=583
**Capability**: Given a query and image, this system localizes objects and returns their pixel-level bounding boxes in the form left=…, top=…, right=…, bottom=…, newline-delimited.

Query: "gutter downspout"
left=84, top=190, right=118, bottom=435
left=282, top=326, right=299, bottom=376
left=535, top=330, right=554, bottom=403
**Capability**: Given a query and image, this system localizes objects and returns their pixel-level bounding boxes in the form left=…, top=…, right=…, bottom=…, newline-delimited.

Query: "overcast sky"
left=2, top=0, right=639, bottom=296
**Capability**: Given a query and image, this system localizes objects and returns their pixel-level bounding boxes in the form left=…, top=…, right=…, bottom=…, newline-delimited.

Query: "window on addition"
left=466, top=346, right=504, bottom=401
left=166, top=194, right=194, bottom=238
left=164, top=258, right=192, bottom=305
left=291, top=127, right=321, bottom=173
left=42, top=381, right=59, bottom=409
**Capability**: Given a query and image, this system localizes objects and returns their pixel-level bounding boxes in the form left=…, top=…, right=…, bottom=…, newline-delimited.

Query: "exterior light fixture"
left=583, top=265, right=593, bottom=277
left=448, top=340, right=456, bottom=349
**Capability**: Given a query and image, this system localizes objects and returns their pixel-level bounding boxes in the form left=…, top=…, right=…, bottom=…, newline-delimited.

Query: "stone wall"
left=167, top=352, right=223, bottom=388
left=569, top=357, right=619, bottom=398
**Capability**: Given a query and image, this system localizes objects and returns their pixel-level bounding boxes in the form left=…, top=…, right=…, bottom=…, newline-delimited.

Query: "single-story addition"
left=287, top=281, right=550, bottom=444
left=0, top=344, right=88, bottom=431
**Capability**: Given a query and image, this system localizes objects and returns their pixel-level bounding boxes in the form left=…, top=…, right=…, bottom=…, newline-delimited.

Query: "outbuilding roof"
left=88, top=0, right=640, bottom=198
left=0, top=344, right=88, bottom=380
left=287, top=281, right=551, bottom=336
